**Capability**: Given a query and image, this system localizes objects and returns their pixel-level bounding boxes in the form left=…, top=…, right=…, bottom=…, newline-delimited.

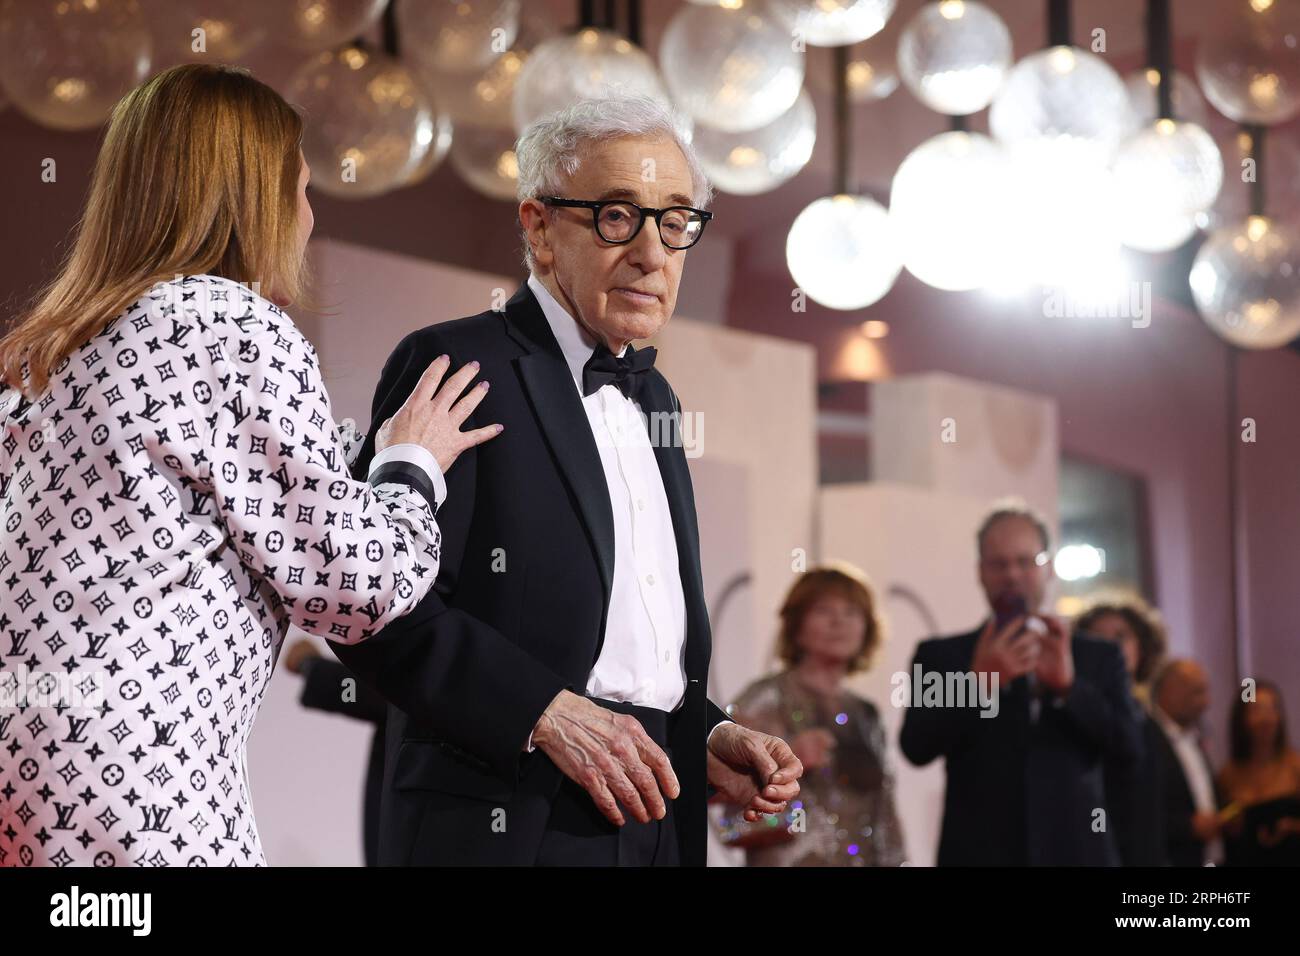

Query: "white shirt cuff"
left=368, top=443, right=447, bottom=510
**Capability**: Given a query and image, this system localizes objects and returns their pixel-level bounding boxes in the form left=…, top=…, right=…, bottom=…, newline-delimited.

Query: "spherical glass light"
left=449, top=122, right=520, bottom=201
left=513, top=28, right=670, bottom=133
left=991, top=139, right=1125, bottom=293
left=289, top=46, right=435, bottom=199
left=898, top=0, right=1012, bottom=116
left=146, top=1, right=267, bottom=64
left=1112, top=120, right=1224, bottom=252
left=769, top=0, right=896, bottom=47
left=889, top=131, right=1014, bottom=291
left=0, top=0, right=152, bottom=131
left=786, top=195, right=901, bottom=310
left=660, top=2, right=804, bottom=133
left=402, top=109, right=453, bottom=188
left=416, top=5, right=552, bottom=130
left=1191, top=216, right=1300, bottom=349
left=432, top=46, right=524, bottom=128
left=990, top=46, right=1131, bottom=166
left=694, top=87, right=815, bottom=196
left=988, top=48, right=1130, bottom=290
left=397, top=0, right=520, bottom=76
left=265, top=0, right=387, bottom=54
left=1122, top=68, right=1209, bottom=133
left=1195, top=0, right=1300, bottom=126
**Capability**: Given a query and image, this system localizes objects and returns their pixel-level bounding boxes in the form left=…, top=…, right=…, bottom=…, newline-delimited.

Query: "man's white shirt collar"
left=1153, top=705, right=1196, bottom=744
left=527, top=273, right=627, bottom=390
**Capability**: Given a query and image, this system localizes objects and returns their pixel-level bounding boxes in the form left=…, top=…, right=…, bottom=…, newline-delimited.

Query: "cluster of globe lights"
left=1, top=0, right=1297, bottom=349
left=816, top=0, right=1299, bottom=355
left=1189, top=0, right=1300, bottom=349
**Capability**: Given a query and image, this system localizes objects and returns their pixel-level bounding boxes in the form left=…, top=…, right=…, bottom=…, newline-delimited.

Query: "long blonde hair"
left=0, top=64, right=308, bottom=398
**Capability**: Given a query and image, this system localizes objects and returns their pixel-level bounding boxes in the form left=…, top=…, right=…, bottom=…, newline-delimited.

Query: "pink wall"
left=1235, top=347, right=1300, bottom=707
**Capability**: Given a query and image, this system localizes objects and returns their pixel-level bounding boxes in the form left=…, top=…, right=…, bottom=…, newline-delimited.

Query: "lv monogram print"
left=0, top=275, right=441, bottom=866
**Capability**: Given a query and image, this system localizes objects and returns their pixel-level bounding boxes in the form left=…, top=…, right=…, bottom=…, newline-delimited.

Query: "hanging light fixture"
left=1195, top=0, right=1300, bottom=127
left=515, top=1, right=669, bottom=134
left=448, top=122, right=521, bottom=200
left=693, top=86, right=816, bottom=196
left=396, top=0, right=521, bottom=76
left=889, top=0, right=1015, bottom=291
left=0, top=0, right=152, bottom=131
left=786, top=45, right=900, bottom=310
left=267, top=0, right=388, bottom=54
left=768, top=0, right=896, bottom=47
left=987, top=0, right=1129, bottom=292
left=416, top=3, right=554, bottom=129
left=1192, top=125, right=1300, bottom=349
left=897, top=0, right=1012, bottom=116
left=660, top=0, right=805, bottom=133
left=289, top=12, right=438, bottom=201
left=890, top=128, right=1013, bottom=292
left=1111, top=0, right=1224, bottom=253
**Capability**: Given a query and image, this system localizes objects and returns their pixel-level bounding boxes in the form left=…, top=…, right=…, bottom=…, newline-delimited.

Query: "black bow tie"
left=581, top=342, right=657, bottom=403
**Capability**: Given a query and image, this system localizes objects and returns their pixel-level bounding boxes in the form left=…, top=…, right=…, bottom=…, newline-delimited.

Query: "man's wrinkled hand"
left=707, top=722, right=802, bottom=823
left=531, top=690, right=679, bottom=826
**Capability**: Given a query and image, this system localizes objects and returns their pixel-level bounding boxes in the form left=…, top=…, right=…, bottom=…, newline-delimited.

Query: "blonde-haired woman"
left=0, top=64, right=498, bottom=867
left=720, top=564, right=905, bottom=866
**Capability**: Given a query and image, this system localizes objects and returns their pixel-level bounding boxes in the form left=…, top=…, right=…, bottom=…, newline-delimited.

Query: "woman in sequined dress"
left=719, top=564, right=905, bottom=867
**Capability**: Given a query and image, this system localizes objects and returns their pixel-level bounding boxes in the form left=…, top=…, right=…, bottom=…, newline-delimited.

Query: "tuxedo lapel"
left=638, top=372, right=710, bottom=675
left=506, top=285, right=615, bottom=616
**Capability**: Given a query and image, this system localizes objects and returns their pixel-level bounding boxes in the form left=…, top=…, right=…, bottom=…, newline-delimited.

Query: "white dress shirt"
left=1153, top=707, right=1225, bottom=864
left=528, top=273, right=689, bottom=716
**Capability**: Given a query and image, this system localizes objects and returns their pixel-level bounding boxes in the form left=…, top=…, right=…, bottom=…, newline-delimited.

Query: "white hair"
left=514, top=93, right=714, bottom=269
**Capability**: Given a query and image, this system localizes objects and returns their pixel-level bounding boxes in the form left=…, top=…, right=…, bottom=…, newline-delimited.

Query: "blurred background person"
left=1076, top=593, right=1169, bottom=865
left=1219, top=681, right=1300, bottom=865
left=1151, top=659, right=1225, bottom=865
left=284, top=639, right=387, bottom=867
left=719, top=564, right=905, bottom=867
left=900, top=500, right=1141, bottom=865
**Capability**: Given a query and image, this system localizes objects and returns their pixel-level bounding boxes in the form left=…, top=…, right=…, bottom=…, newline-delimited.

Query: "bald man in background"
left=1151, top=660, right=1225, bottom=866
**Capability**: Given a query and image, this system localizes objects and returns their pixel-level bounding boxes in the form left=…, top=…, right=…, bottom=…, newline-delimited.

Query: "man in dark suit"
left=1076, top=600, right=1171, bottom=865
left=329, top=94, right=801, bottom=866
left=1150, top=659, right=1225, bottom=866
left=900, top=501, right=1141, bottom=865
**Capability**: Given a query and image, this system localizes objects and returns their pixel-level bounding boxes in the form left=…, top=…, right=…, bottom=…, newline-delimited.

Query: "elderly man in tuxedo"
left=331, top=94, right=802, bottom=865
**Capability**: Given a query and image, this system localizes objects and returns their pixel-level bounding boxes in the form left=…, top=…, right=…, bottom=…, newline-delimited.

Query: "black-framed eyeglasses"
left=539, top=196, right=713, bottom=250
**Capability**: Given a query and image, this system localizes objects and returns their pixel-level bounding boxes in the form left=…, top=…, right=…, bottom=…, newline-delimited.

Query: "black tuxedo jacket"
left=899, top=624, right=1142, bottom=866
left=329, top=282, right=729, bottom=865
left=1150, top=718, right=1223, bottom=867
left=1104, top=709, right=1168, bottom=866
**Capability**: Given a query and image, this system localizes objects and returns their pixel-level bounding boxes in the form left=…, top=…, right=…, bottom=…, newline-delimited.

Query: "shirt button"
left=663, top=650, right=671, bottom=663
left=646, top=573, right=655, bottom=586
left=637, top=498, right=645, bottom=511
